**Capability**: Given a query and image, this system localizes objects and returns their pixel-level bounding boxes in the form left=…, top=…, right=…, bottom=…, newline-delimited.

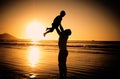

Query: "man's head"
left=60, top=10, right=66, bottom=17
left=64, top=29, right=71, bottom=36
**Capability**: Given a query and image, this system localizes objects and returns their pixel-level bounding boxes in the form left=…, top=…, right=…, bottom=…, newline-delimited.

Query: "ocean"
left=0, top=40, right=120, bottom=79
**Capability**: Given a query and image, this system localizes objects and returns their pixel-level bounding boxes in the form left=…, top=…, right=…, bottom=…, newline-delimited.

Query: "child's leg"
left=46, top=27, right=51, bottom=31
left=48, top=28, right=54, bottom=32
left=44, top=24, right=56, bottom=36
left=44, top=28, right=54, bottom=36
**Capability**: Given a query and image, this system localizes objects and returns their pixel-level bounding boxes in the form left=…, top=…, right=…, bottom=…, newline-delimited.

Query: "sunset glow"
left=0, top=0, right=119, bottom=41
left=26, top=20, right=46, bottom=41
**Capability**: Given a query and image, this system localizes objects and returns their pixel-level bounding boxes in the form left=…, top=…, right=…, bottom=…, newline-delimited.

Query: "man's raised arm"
left=56, top=27, right=61, bottom=35
left=59, top=24, right=64, bottom=32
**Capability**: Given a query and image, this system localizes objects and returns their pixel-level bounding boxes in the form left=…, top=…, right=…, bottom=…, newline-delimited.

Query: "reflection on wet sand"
left=0, top=46, right=43, bottom=79
left=28, top=46, right=41, bottom=67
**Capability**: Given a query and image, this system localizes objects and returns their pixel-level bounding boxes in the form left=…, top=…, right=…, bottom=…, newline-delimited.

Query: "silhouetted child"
left=44, top=10, right=66, bottom=36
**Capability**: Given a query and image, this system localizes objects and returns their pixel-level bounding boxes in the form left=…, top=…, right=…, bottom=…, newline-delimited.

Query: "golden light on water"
left=28, top=46, right=41, bottom=67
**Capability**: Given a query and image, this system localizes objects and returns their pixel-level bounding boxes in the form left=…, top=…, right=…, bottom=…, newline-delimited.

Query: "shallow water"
left=0, top=41, right=120, bottom=79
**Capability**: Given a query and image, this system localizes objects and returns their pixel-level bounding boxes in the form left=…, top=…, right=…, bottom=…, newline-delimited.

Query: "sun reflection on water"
left=28, top=46, right=41, bottom=67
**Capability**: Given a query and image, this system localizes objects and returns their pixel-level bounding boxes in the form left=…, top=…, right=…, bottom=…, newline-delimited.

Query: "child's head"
left=60, top=10, right=66, bottom=17
left=64, top=29, right=71, bottom=36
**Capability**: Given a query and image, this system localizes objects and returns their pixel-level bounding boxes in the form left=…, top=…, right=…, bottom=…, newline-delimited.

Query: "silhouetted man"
left=44, top=10, right=66, bottom=36
left=56, top=25, right=71, bottom=79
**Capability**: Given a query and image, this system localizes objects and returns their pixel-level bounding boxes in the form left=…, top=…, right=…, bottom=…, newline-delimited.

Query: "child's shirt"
left=52, top=15, right=62, bottom=26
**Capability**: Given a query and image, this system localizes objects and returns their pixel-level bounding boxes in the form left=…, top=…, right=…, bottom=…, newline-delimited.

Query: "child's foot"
left=43, top=33, right=46, bottom=37
left=46, top=28, right=49, bottom=31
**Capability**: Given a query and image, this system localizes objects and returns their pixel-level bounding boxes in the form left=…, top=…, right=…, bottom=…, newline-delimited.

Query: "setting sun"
left=26, top=20, right=46, bottom=41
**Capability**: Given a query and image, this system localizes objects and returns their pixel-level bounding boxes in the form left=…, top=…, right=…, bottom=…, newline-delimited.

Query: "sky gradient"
left=0, top=0, right=120, bottom=41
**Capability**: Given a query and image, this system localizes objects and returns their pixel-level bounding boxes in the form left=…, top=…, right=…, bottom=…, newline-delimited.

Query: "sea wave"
left=0, top=41, right=120, bottom=54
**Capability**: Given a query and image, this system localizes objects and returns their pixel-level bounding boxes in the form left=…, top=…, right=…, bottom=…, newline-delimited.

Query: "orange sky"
left=0, top=0, right=119, bottom=41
